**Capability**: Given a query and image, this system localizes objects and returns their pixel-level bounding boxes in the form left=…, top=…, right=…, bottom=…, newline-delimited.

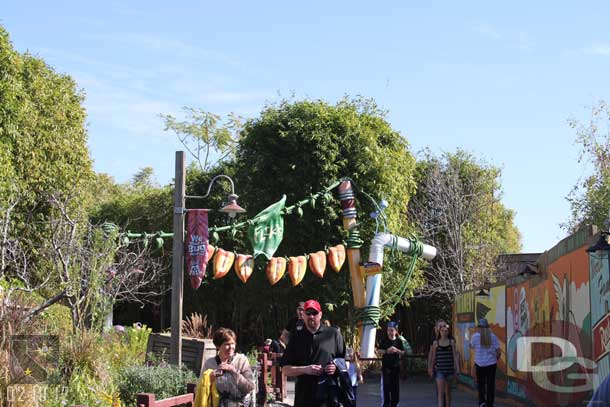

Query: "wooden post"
left=170, top=151, right=186, bottom=366
left=136, top=393, right=155, bottom=407
left=338, top=181, right=366, bottom=342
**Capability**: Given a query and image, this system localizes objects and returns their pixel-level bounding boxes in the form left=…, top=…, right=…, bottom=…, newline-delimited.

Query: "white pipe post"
left=360, top=233, right=437, bottom=358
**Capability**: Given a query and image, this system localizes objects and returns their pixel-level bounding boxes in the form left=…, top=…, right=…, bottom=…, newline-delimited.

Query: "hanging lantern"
left=219, top=193, right=246, bottom=218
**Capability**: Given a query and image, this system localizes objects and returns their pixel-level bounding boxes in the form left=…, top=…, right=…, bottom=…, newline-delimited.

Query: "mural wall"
left=452, top=228, right=607, bottom=407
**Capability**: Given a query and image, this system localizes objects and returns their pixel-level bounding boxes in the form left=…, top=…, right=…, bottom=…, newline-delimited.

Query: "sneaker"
left=479, top=403, right=487, bottom=407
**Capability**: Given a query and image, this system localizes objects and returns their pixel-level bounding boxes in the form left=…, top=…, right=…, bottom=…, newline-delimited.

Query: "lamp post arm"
left=187, top=175, right=235, bottom=200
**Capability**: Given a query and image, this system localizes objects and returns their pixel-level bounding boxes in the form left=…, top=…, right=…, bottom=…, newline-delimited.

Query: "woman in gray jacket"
left=203, top=327, right=255, bottom=407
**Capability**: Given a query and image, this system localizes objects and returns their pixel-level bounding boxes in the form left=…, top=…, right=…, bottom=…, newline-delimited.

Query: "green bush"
left=38, top=303, right=73, bottom=335
left=117, top=365, right=196, bottom=407
left=102, top=324, right=152, bottom=371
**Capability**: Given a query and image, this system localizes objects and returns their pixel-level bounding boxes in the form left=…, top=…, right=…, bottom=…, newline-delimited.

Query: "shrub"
left=38, top=303, right=73, bottom=335
left=181, top=313, right=212, bottom=339
left=117, top=365, right=196, bottom=407
left=101, top=324, right=151, bottom=372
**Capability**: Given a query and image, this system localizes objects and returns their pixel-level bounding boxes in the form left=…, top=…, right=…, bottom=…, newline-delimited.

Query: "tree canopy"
left=408, top=149, right=521, bottom=301
left=0, top=25, right=93, bottom=207
left=181, top=97, right=419, bottom=344
left=566, top=100, right=610, bottom=231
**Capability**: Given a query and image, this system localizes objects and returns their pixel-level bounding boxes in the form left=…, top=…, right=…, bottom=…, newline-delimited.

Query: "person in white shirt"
left=469, top=319, right=501, bottom=407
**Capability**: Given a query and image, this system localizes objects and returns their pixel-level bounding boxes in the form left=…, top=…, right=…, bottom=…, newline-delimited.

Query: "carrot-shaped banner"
left=308, top=251, right=326, bottom=278
left=266, top=257, right=287, bottom=285
left=213, top=248, right=235, bottom=279
left=234, top=254, right=253, bottom=283
left=288, top=256, right=307, bottom=286
left=327, top=244, right=346, bottom=272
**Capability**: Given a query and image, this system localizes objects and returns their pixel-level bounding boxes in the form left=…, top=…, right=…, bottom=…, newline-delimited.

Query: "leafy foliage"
left=0, top=24, right=93, bottom=230
left=408, top=149, right=521, bottom=300
left=42, top=326, right=152, bottom=407
left=0, top=25, right=96, bottom=319
left=117, top=365, right=196, bottom=407
left=160, top=108, right=243, bottom=172
left=90, top=171, right=173, bottom=234
left=184, top=97, right=419, bottom=343
left=565, top=100, right=610, bottom=231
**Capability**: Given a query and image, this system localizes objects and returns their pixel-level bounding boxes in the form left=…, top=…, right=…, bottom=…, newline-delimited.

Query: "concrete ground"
left=269, top=373, right=511, bottom=406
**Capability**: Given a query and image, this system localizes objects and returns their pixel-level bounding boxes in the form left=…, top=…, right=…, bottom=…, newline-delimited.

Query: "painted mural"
left=452, top=229, right=608, bottom=407
left=590, top=253, right=610, bottom=388
left=475, top=285, right=507, bottom=392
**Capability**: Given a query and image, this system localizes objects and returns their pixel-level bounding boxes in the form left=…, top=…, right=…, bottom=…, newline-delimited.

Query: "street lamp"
left=586, top=232, right=610, bottom=256
left=587, top=212, right=610, bottom=285
left=186, top=174, right=246, bottom=218
left=171, top=154, right=247, bottom=367
left=587, top=230, right=610, bottom=279
left=476, top=288, right=490, bottom=297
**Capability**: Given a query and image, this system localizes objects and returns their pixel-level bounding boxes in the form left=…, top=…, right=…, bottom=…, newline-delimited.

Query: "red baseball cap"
left=303, top=299, right=321, bottom=313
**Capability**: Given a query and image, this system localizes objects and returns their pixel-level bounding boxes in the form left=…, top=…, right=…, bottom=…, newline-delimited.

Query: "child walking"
left=346, top=348, right=363, bottom=405
left=378, top=321, right=405, bottom=407
left=428, top=322, right=460, bottom=407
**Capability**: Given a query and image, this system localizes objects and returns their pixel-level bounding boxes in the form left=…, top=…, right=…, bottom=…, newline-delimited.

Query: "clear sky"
left=3, top=1, right=610, bottom=254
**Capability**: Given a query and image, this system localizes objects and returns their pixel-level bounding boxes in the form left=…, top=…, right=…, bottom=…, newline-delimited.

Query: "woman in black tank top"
left=428, top=323, right=460, bottom=407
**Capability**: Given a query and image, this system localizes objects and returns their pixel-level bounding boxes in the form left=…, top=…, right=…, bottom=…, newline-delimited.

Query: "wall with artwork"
left=452, top=226, right=606, bottom=407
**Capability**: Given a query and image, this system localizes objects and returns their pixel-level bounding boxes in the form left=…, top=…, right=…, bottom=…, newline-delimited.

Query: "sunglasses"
left=305, top=309, right=319, bottom=316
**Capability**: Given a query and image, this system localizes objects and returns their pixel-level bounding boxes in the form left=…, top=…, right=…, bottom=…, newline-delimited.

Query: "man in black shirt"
left=378, top=321, right=405, bottom=407
left=282, top=301, right=305, bottom=342
left=282, top=299, right=346, bottom=407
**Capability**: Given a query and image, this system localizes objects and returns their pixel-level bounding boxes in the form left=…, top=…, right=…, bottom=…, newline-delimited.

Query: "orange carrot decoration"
left=234, top=254, right=253, bottom=283
left=288, top=255, right=307, bottom=286
left=328, top=244, right=346, bottom=272
left=308, top=251, right=327, bottom=278
left=266, top=257, right=287, bottom=285
left=213, top=248, right=235, bottom=279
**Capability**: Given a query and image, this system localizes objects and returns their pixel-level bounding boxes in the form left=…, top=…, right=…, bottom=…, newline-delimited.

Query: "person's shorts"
left=435, top=370, right=455, bottom=381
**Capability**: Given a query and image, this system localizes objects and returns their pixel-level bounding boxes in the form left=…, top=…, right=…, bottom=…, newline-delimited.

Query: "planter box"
left=146, top=333, right=215, bottom=376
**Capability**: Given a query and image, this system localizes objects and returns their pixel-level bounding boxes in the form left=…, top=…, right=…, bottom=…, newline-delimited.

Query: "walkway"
left=269, top=373, right=511, bottom=406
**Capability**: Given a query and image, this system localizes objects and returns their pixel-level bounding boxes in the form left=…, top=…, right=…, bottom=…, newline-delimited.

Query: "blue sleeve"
left=588, top=374, right=610, bottom=406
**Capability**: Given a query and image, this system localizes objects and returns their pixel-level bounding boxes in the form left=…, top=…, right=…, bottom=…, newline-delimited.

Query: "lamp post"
left=170, top=152, right=246, bottom=366
left=476, top=288, right=490, bottom=297
left=586, top=219, right=610, bottom=281
left=185, top=174, right=246, bottom=218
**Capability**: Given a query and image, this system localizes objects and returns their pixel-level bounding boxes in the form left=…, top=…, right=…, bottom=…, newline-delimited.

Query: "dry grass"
left=181, top=313, right=213, bottom=339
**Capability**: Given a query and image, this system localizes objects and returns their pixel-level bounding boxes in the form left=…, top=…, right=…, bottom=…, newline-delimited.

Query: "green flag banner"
left=248, top=195, right=286, bottom=259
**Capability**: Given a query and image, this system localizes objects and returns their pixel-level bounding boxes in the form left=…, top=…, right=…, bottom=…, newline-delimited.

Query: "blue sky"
left=3, top=1, right=610, bottom=253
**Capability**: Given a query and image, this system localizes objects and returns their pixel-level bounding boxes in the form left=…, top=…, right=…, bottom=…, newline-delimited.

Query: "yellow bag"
left=194, top=369, right=220, bottom=407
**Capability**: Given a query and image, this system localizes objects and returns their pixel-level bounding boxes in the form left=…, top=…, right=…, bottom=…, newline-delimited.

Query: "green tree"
left=0, top=25, right=93, bottom=209
left=408, top=149, right=521, bottom=301
left=160, top=108, right=243, bottom=172
left=566, top=100, right=610, bottom=231
left=0, top=24, right=95, bottom=311
left=90, top=169, right=173, bottom=234
left=183, top=97, right=420, bottom=344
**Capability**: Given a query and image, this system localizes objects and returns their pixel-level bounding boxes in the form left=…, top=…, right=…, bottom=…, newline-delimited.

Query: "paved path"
left=269, top=373, right=511, bottom=406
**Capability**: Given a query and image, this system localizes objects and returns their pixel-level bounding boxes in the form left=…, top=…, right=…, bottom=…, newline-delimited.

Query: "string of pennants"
left=186, top=182, right=349, bottom=289
left=195, top=243, right=346, bottom=288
